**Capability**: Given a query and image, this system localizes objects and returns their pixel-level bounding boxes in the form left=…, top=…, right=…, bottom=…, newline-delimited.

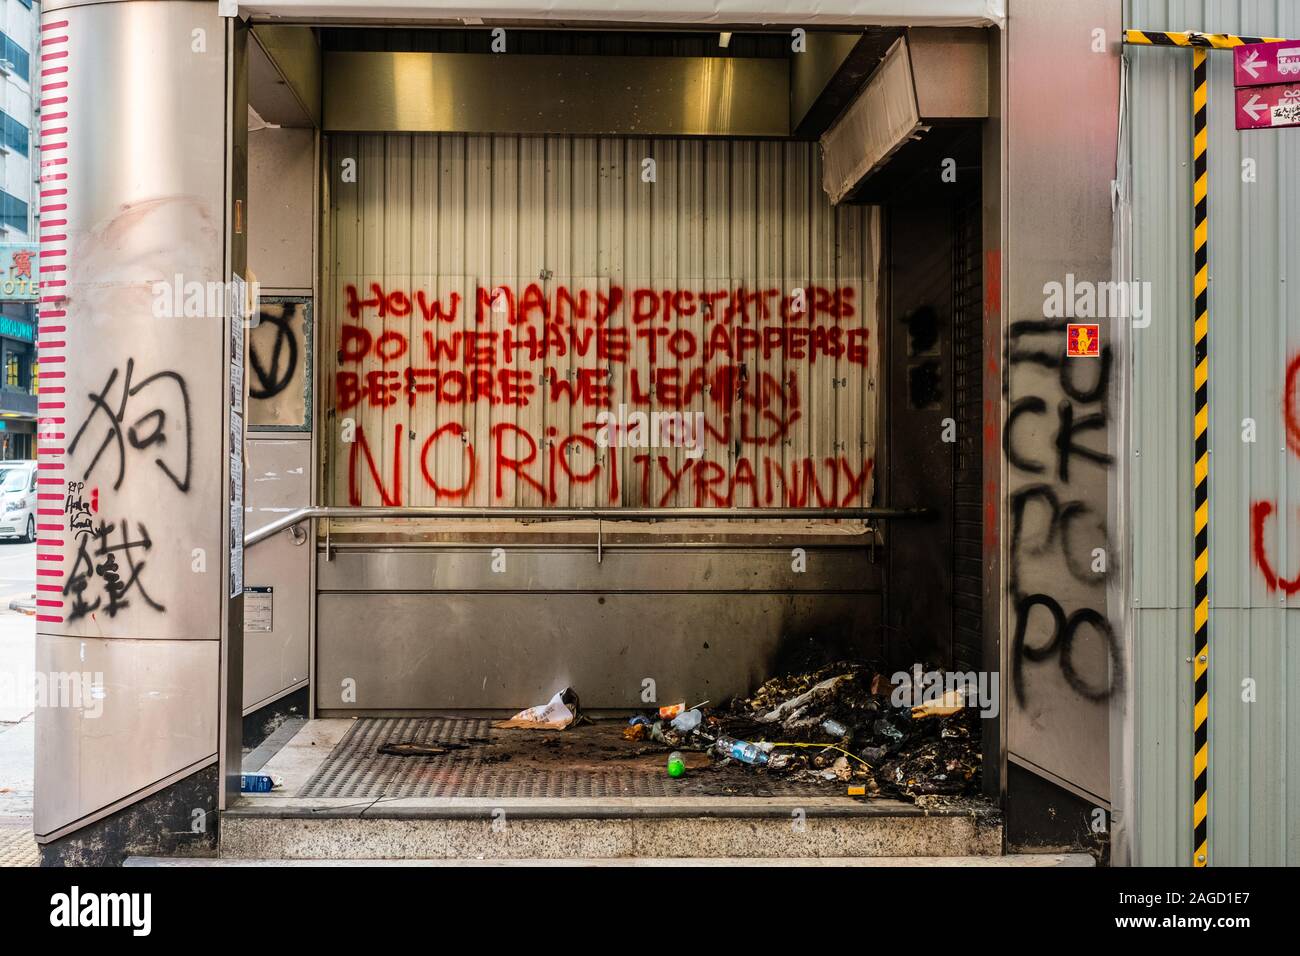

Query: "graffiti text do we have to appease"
left=337, top=279, right=877, bottom=508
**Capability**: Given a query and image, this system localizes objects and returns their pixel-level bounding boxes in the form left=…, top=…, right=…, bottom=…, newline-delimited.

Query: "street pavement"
left=0, top=541, right=34, bottom=609
left=0, top=542, right=36, bottom=865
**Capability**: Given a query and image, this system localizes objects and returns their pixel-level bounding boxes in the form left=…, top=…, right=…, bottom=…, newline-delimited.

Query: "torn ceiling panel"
left=820, top=37, right=920, bottom=205
left=820, top=28, right=988, bottom=204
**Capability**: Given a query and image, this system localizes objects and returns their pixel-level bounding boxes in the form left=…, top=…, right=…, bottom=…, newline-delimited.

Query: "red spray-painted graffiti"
left=1251, top=352, right=1300, bottom=591
left=347, top=421, right=872, bottom=508
left=337, top=280, right=877, bottom=507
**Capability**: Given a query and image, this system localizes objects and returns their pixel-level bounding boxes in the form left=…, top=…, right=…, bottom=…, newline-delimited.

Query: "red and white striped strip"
left=36, top=18, right=70, bottom=626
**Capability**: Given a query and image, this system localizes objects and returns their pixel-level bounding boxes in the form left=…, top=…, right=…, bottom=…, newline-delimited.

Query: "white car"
left=0, top=463, right=36, bottom=543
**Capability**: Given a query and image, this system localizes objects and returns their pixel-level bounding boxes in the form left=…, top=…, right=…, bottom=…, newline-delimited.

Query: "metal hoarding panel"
left=1126, top=0, right=1300, bottom=865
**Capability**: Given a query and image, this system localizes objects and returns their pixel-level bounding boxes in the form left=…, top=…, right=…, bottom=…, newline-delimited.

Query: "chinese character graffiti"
left=68, top=359, right=193, bottom=493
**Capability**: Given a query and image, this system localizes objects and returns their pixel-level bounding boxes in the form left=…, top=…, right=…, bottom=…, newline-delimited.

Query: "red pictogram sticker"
left=1066, top=323, right=1100, bottom=358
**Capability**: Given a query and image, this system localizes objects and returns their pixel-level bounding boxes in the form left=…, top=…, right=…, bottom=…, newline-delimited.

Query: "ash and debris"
left=370, top=662, right=985, bottom=803
left=629, top=661, right=983, bottom=801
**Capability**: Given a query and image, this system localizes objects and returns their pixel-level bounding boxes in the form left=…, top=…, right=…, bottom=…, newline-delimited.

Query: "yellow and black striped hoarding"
left=1123, top=25, right=1297, bottom=869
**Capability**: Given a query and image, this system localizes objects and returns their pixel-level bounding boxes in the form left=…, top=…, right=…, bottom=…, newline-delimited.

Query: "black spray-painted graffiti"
left=62, top=517, right=164, bottom=621
left=249, top=307, right=298, bottom=400
left=1004, top=319, right=1122, bottom=705
left=248, top=299, right=309, bottom=429
left=64, top=481, right=94, bottom=543
left=67, top=359, right=193, bottom=493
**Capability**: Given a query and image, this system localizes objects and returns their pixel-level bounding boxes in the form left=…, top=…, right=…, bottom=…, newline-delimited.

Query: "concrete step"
left=219, top=798, right=1003, bottom=861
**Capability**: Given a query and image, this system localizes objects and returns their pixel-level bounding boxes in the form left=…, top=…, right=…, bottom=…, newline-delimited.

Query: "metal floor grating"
left=297, top=717, right=835, bottom=799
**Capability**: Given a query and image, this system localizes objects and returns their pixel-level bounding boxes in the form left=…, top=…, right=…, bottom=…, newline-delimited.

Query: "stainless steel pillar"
left=35, top=0, right=243, bottom=843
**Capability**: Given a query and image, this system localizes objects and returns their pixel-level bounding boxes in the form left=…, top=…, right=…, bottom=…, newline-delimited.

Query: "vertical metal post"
left=1190, top=45, right=1211, bottom=869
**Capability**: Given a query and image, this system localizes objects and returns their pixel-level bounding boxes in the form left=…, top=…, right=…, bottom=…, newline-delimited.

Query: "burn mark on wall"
left=902, top=304, right=943, bottom=410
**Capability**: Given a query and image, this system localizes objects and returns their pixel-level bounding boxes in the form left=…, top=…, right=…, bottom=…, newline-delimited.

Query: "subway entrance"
left=229, top=22, right=1006, bottom=859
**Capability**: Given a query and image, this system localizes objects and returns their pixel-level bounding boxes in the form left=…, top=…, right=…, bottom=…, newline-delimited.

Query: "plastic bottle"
left=240, top=772, right=279, bottom=793
left=667, top=751, right=686, bottom=778
left=821, top=718, right=849, bottom=738
left=670, top=708, right=702, bottom=733
left=714, top=735, right=770, bottom=766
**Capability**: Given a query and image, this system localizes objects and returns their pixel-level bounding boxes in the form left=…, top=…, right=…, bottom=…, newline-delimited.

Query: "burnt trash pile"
left=627, top=662, right=982, bottom=800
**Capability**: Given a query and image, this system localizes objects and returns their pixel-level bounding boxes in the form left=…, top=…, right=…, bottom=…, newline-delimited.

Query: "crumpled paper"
left=492, top=688, right=580, bottom=730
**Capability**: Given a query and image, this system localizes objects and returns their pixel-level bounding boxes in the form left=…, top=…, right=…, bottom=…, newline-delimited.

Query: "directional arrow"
left=1241, top=49, right=1264, bottom=79
left=1234, top=40, right=1300, bottom=88
left=1236, top=83, right=1300, bottom=130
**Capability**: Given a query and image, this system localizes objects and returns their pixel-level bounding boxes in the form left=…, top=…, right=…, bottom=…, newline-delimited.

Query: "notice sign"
left=1236, top=84, right=1300, bottom=130
left=244, top=587, right=273, bottom=632
left=1067, top=323, right=1100, bottom=358
left=1233, top=42, right=1300, bottom=88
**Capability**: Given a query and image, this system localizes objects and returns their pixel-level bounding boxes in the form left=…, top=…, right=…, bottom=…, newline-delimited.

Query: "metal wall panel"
left=242, top=439, right=311, bottom=711
left=316, top=546, right=882, bottom=592
left=249, top=127, right=316, bottom=290
left=1126, top=0, right=1300, bottom=865
left=315, top=547, right=884, bottom=711
left=323, top=52, right=790, bottom=137
left=326, top=133, right=882, bottom=514
left=1002, top=0, right=1122, bottom=806
left=34, top=636, right=219, bottom=839
left=244, top=126, right=315, bottom=713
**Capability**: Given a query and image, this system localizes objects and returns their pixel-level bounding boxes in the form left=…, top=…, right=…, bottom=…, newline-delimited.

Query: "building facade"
left=0, top=0, right=36, bottom=460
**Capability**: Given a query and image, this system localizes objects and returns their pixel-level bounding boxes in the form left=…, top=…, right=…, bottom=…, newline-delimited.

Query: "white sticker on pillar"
left=229, top=453, right=244, bottom=505
left=229, top=410, right=243, bottom=461
left=230, top=274, right=246, bottom=364
left=230, top=499, right=244, bottom=550
left=229, top=541, right=243, bottom=599
left=229, top=446, right=244, bottom=601
left=230, top=361, right=244, bottom=412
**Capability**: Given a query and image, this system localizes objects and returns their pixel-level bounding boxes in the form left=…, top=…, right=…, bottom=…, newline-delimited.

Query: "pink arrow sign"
left=1236, top=83, right=1300, bottom=130
left=1234, top=41, right=1300, bottom=87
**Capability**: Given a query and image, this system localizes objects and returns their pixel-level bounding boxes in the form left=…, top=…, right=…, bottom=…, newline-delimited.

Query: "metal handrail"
left=243, top=505, right=927, bottom=549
